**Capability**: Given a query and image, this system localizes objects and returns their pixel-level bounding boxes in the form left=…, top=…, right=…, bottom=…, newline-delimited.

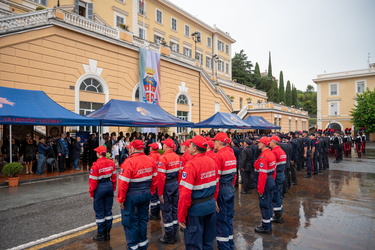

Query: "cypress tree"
left=267, top=51, right=272, bottom=78
left=254, top=62, right=261, bottom=77
left=292, top=84, right=298, bottom=106
left=285, top=80, right=292, bottom=106
left=273, top=79, right=279, bottom=103
left=267, top=77, right=274, bottom=102
left=279, top=71, right=285, bottom=103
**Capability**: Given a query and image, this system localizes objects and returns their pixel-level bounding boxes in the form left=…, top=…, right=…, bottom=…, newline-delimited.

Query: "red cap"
left=94, top=145, right=107, bottom=154
left=162, top=138, right=176, bottom=149
left=270, top=136, right=280, bottom=143
left=127, top=140, right=145, bottom=150
left=206, top=140, right=214, bottom=149
left=149, top=142, right=159, bottom=150
left=181, top=139, right=192, bottom=147
left=191, top=135, right=208, bottom=148
left=256, top=137, right=270, bottom=146
left=212, top=132, right=231, bottom=143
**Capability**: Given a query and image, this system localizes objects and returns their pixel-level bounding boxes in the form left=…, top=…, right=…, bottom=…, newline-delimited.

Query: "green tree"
left=297, top=85, right=317, bottom=115
left=273, top=79, right=279, bottom=103
left=267, top=51, right=272, bottom=78
left=291, top=84, right=297, bottom=106
left=285, top=80, right=292, bottom=106
left=279, top=71, right=285, bottom=103
left=351, top=88, right=375, bottom=133
left=231, top=49, right=254, bottom=87
left=254, top=62, right=261, bottom=77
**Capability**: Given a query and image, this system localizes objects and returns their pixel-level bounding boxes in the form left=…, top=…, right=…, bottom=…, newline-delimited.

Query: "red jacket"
left=206, top=150, right=215, bottom=159
left=117, top=152, right=157, bottom=204
left=214, top=146, right=237, bottom=185
left=254, top=148, right=276, bottom=194
left=157, top=150, right=181, bottom=195
left=178, top=153, right=218, bottom=223
left=88, top=156, right=117, bottom=197
left=180, top=151, right=193, bottom=167
left=271, top=145, right=287, bottom=179
left=149, top=150, right=161, bottom=164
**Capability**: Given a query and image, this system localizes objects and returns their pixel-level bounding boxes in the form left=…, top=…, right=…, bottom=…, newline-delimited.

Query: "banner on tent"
left=138, top=48, right=161, bottom=105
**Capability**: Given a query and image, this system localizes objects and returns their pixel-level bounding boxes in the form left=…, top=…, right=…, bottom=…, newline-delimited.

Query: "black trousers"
left=58, top=154, right=66, bottom=172
left=240, top=168, right=254, bottom=192
left=290, top=162, right=297, bottom=184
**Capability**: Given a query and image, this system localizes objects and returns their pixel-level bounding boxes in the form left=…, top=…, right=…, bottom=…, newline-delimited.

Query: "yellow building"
left=0, top=1, right=307, bottom=134
left=313, top=66, right=375, bottom=140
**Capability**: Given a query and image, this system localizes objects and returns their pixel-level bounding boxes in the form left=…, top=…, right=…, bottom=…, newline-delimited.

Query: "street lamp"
left=191, top=32, right=201, bottom=62
left=213, top=54, right=219, bottom=83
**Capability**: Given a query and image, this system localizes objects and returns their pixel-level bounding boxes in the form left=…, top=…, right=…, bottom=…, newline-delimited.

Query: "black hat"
left=232, top=139, right=240, bottom=147
left=244, top=139, right=252, bottom=145
left=294, top=131, right=301, bottom=135
left=302, top=130, right=309, bottom=134
left=309, top=133, right=315, bottom=136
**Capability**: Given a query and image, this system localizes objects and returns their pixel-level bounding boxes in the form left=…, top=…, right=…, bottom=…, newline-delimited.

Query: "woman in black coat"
left=72, top=137, right=82, bottom=170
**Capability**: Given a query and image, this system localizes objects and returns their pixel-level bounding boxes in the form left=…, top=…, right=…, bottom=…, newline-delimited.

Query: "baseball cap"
left=127, top=140, right=145, bottom=150
left=191, top=135, right=208, bottom=148
left=206, top=140, right=214, bottom=149
left=212, top=132, right=231, bottom=143
left=181, top=139, right=192, bottom=147
left=161, top=138, right=176, bottom=149
left=256, top=137, right=270, bottom=146
left=270, top=136, right=280, bottom=143
left=94, top=145, right=107, bottom=154
left=149, top=142, right=159, bottom=150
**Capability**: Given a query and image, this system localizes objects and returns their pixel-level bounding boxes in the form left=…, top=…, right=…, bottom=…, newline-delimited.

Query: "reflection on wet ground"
left=43, top=166, right=375, bottom=250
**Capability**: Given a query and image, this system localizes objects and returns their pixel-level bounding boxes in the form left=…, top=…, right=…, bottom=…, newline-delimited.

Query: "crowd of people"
left=87, top=128, right=367, bottom=249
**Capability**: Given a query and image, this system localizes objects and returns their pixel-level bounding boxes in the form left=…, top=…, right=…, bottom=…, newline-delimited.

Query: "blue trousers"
left=272, top=165, right=285, bottom=212
left=312, top=153, right=318, bottom=174
left=150, top=189, right=160, bottom=216
left=259, top=176, right=275, bottom=230
left=160, top=182, right=179, bottom=238
left=121, top=191, right=150, bottom=250
left=93, top=182, right=114, bottom=233
left=185, top=212, right=216, bottom=250
left=216, top=184, right=235, bottom=250
left=305, top=153, right=312, bottom=176
left=37, top=153, right=45, bottom=174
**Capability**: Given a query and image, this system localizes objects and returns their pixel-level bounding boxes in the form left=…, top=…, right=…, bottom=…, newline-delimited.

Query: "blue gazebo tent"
left=85, top=99, right=194, bottom=127
left=193, top=112, right=253, bottom=129
left=243, top=115, right=281, bottom=130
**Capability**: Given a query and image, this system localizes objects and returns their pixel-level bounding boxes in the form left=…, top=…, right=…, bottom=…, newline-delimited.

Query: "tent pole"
left=9, top=124, right=12, bottom=163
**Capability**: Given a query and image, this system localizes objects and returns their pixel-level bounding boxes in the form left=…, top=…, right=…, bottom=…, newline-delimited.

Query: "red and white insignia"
left=158, top=162, right=162, bottom=167
left=90, top=169, right=93, bottom=174
left=260, top=163, right=264, bottom=168
left=182, top=171, right=187, bottom=179
left=120, top=169, right=124, bottom=174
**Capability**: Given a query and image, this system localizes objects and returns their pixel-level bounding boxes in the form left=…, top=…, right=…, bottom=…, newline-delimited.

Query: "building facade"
left=313, top=66, right=375, bottom=140
left=0, top=1, right=308, bottom=135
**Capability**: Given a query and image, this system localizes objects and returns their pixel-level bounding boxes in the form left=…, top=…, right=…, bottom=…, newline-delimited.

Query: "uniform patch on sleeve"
left=120, top=169, right=124, bottom=174
left=260, top=163, right=264, bottom=168
left=182, top=171, right=187, bottom=179
left=158, top=162, right=162, bottom=167
left=90, top=169, right=93, bottom=174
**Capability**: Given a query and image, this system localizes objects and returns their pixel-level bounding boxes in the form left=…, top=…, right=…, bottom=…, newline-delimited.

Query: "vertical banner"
left=139, top=48, right=161, bottom=104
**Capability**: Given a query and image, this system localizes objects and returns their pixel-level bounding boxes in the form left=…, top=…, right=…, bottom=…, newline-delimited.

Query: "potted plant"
left=2, top=162, right=23, bottom=187
left=246, top=97, right=252, bottom=103
left=228, top=96, right=234, bottom=102
left=117, top=23, right=130, bottom=31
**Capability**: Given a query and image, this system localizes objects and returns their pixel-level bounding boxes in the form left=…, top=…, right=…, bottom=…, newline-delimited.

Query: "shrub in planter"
left=2, top=162, right=23, bottom=177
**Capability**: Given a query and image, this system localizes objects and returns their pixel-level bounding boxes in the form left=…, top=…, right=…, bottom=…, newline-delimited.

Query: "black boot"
left=254, top=224, right=272, bottom=234
left=149, top=214, right=160, bottom=220
left=104, top=228, right=111, bottom=241
left=272, top=211, right=284, bottom=223
left=93, top=231, right=106, bottom=242
left=158, top=235, right=176, bottom=244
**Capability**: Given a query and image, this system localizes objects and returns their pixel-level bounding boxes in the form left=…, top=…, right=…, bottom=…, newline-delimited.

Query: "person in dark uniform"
left=88, top=133, right=99, bottom=167
left=89, top=145, right=117, bottom=241
left=321, top=131, right=330, bottom=170
left=332, top=131, right=342, bottom=163
left=279, top=135, right=292, bottom=193
left=302, top=131, right=312, bottom=178
left=361, top=130, right=366, bottom=154
left=56, top=133, right=69, bottom=172
left=231, top=139, right=242, bottom=186
left=289, top=132, right=299, bottom=185
left=315, top=131, right=324, bottom=172
left=294, top=131, right=304, bottom=170
left=309, top=133, right=319, bottom=175
left=239, top=139, right=253, bottom=194
left=355, top=132, right=362, bottom=158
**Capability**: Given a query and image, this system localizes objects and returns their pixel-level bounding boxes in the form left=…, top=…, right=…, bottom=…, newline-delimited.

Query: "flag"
left=139, top=48, right=161, bottom=104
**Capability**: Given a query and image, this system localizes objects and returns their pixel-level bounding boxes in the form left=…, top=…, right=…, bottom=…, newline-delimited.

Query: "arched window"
left=177, top=94, right=188, bottom=105
left=327, top=122, right=342, bottom=131
left=80, top=78, right=103, bottom=93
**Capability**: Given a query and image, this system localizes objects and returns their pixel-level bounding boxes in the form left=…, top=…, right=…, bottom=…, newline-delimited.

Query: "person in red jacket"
left=117, top=140, right=157, bottom=250
left=158, top=138, right=181, bottom=244
left=178, top=135, right=219, bottom=249
left=212, top=132, right=236, bottom=249
left=180, top=139, right=193, bottom=168
left=206, top=140, right=215, bottom=159
left=254, top=137, right=276, bottom=234
left=89, top=145, right=117, bottom=241
left=269, top=136, right=287, bottom=223
left=148, top=142, right=161, bottom=220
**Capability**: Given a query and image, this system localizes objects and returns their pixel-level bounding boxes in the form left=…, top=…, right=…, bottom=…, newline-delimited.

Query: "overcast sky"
left=169, top=0, right=375, bottom=91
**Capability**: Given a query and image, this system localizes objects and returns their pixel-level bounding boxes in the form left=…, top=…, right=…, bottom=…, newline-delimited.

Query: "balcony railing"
left=0, top=9, right=14, bottom=17
left=217, top=78, right=268, bottom=98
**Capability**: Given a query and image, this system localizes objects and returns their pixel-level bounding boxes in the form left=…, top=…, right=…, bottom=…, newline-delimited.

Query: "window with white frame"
left=138, top=0, right=145, bottom=15
left=170, top=41, right=179, bottom=53
left=225, top=62, right=229, bottom=74
left=184, top=25, right=190, bottom=37
left=329, top=102, right=338, bottom=116
left=207, top=37, right=211, bottom=48
left=226, top=44, right=229, bottom=54
left=356, top=80, right=365, bottom=93
left=206, top=56, right=212, bottom=69
left=156, top=9, right=162, bottom=24
left=218, top=40, right=224, bottom=51
left=171, top=18, right=177, bottom=31
left=196, top=52, right=203, bottom=66
left=80, top=78, right=103, bottom=93
left=330, top=83, right=338, bottom=96
left=116, top=15, right=125, bottom=27
left=177, top=94, right=188, bottom=105
left=33, top=0, right=47, bottom=5
left=218, top=60, right=224, bottom=72
left=154, top=34, right=164, bottom=44
left=139, top=28, right=145, bottom=39
left=183, top=47, right=192, bottom=58
left=177, top=111, right=188, bottom=133
left=215, top=102, right=220, bottom=113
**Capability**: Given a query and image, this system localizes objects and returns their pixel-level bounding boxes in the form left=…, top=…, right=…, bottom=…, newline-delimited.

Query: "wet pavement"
left=2, top=145, right=375, bottom=250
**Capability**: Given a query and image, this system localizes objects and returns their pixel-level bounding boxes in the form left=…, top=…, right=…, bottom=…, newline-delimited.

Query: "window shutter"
left=176, top=44, right=179, bottom=53
left=87, top=3, right=93, bottom=20
left=74, top=0, right=79, bottom=14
